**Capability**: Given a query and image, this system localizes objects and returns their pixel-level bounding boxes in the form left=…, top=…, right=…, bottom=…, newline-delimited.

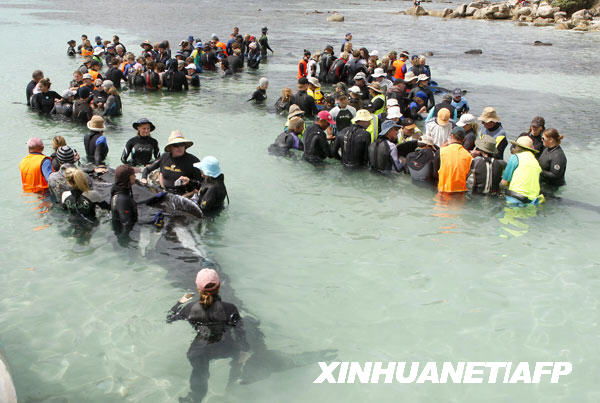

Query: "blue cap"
left=188, top=35, right=194, bottom=43
left=194, top=156, right=222, bottom=178
left=415, top=91, right=428, bottom=101
left=195, top=42, right=203, bottom=48
left=346, top=32, right=352, bottom=36
left=379, top=120, right=402, bottom=137
left=95, top=36, right=101, bottom=41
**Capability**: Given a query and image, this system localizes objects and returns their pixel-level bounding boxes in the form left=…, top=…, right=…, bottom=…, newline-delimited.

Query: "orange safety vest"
left=81, top=48, right=93, bottom=57
left=298, top=59, right=308, bottom=79
left=119, top=62, right=127, bottom=72
left=393, top=59, right=406, bottom=80
left=437, top=143, right=472, bottom=193
left=19, top=153, right=50, bottom=193
left=88, top=69, right=99, bottom=81
left=216, top=42, right=228, bottom=56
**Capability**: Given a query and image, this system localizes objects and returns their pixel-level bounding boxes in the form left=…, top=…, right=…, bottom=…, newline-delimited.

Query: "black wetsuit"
left=201, top=50, right=218, bottom=71
left=259, top=34, right=272, bottom=59
left=142, top=152, right=201, bottom=194
left=538, top=145, right=567, bottom=187
left=170, top=70, right=189, bottom=92
left=26, top=80, right=36, bottom=106
left=467, top=155, right=506, bottom=194
left=249, top=88, right=267, bottom=103
left=31, top=91, right=62, bottom=114
left=431, top=101, right=456, bottom=120
left=369, top=138, right=394, bottom=173
left=166, top=296, right=248, bottom=402
left=330, top=124, right=370, bottom=168
left=51, top=102, right=73, bottom=117
left=290, top=90, right=319, bottom=119
left=84, top=131, right=108, bottom=165
left=357, top=84, right=370, bottom=101
left=334, top=108, right=354, bottom=133
left=410, top=85, right=435, bottom=110
left=226, top=55, right=244, bottom=74
left=406, top=147, right=436, bottom=182
left=91, top=89, right=108, bottom=109
left=517, top=132, right=544, bottom=155
left=195, top=175, right=228, bottom=214
left=72, top=99, right=93, bottom=123
left=274, top=97, right=290, bottom=115
left=105, top=67, right=124, bottom=89
left=268, top=130, right=304, bottom=156
left=144, top=71, right=161, bottom=90
left=121, top=136, right=160, bottom=166
left=344, top=59, right=366, bottom=86
left=110, top=186, right=137, bottom=234
left=462, top=129, right=477, bottom=151
left=302, top=124, right=330, bottom=163
left=62, top=189, right=109, bottom=222
left=318, top=53, right=336, bottom=83
left=247, top=49, right=261, bottom=69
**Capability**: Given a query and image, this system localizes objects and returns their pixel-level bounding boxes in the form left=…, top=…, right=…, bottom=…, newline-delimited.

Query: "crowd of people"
left=268, top=33, right=567, bottom=205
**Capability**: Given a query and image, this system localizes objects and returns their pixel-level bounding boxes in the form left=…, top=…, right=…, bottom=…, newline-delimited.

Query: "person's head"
left=52, top=136, right=66, bottom=151
left=106, top=43, right=115, bottom=52
left=340, top=51, right=350, bottom=61
left=345, top=32, right=352, bottom=41
left=56, top=145, right=75, bottom=166
left=510, top=136, right=538, bottom=154
left=324, top=45, right=333, bottom=55
left=78, top=85, right=91, bottom=100
left=116, top=44, right=125, bottom=55
left=133, top=118, right=155, bottom=137
left=354, top=109, right=372, bottom=129
left=297, top=77, right=309, bottom=90
left=404, top=71, right=417, bottom=85
left=288, top=117, right=305, bottom=134
left=380, top=120, right=401, bottom=142
left=308, top=77, right=320, bottom=90
left=452, top=88, right=462, bottom=102
left=401, top=118, right=417, bottom=138
left=441, top=94, right=452, bottom=104
left=316, top=110, right=335, bottom=129
left=82, top=73, right=92, bottom=84
left=478, top=107, right=501, bottom=129
left=27, top=137, right=44, bottom=153
left=258, top=77, right=269, bottom=90
left=368, top=82, right=383, bottom=97
left=115, top=164, right=136, bottom=188
left=102, top=80, right=114, bottom=91
left=81, top=34, right=88, bottom=42
left=90, top=60, right=100, bottom=71
left=281, top=87, right=292, bottom=102
left=72, top=70, right=83, bottom=82
left=417, top=74, right=429, bottom=87
left=530, top=116, right=546, bottom=136
left=474, top=135, right=497, bottom=157
left=165, top=130, right=193, bottom=157
left=414, top=96, right=425, bottom=107
left=186, top=63, right=197, bottom=74
left=359, top=47, right=369, bottom=59
left=388, top=50, right=397, bottom=61
left=450, top=126, right=466, bottom=144
left=343, top=42, right=352, bottom=53
left=335, top=82, right=348, bottom=94
left=437, top=108, right=451, bottom=127
left=418, top=55, right=427, bottom=66
left=232, top=26, right=239, bottom=36
left=542, top=128, right=563, bottom=148
left=94, top=78, right=103, bottom=89
left=303, top=49, right=311, bottom=60
left=261, top=26, right=268, bottom=34
left=354, top=72, right=366, bottom=86
left=336, top=93, right=348, bottom=108
left=194, top=156, right=223, bottom=180
left=348, top=86, right=361, bottom=99
left=32, top=70, right=44, bottom=82
left=399, top=50, right=409, bottom=61
left=196, top=268, right=220, bottom=308
left=177, top=59, right=185, bottom=70
left=65, top=168, right=90, bottom=192
left=87, top=115, right=105, bottom=133
left=324, top=95, right=335, bottom=109
left=112, top=34, right=119, bottom=43
left=287, top=104, right=305, bottom=120
left=456, top=113, right=478, bottom=133
left=38, top=78, right=51, bottom=92
left=83, top=39, right=91, bottom=48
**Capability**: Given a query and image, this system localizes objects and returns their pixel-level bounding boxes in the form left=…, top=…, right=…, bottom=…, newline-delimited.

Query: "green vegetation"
left=551, top=0, right=594, bottom=14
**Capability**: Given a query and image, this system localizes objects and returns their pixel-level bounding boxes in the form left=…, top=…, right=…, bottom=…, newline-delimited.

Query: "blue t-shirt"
left=502, top=154, right=519, bottom=182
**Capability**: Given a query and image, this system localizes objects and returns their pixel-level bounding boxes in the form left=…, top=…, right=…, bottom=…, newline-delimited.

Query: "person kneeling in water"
left=167, top=268, right=249, bottom=402
left=192, top=157, right=228, bottom=214
left=61, top=167, right=109, bottom=222
left=268, top=117, right=304, bottom=156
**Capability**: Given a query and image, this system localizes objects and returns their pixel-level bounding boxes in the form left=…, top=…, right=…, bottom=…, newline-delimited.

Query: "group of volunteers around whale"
left=267, top=33, right=567, bottom=206
left=27, top=28, right=273, bottom=122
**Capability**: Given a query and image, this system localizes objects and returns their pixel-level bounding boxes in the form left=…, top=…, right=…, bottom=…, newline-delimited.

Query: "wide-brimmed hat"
left=418, top=134, right=436, bottom=147
left=87, top=115, right=105, bottom=132
left=475, top=135, right=497, bottom=155
left=387, top=98, right=399, bottom=107
left=417, top=74, right=429, bottom=82
left=437, top=108, right=451, bottom=126
left=404, top=71, right=417, bottom=81
left=348, top=85, right=361, bottom=94
left=354, top=109, right=372, bottom=122
left=353, top=72, right=366, bottom=81
left=372, top=68, right=386, bottom=78
left=287, top=104, right=305, bottom=119
left=379, top=120, right=402, bottom=137
left=82, top=73, right=93, bottom=80
left=164, top=130, right=193, bottom=152
left=369, top=50, right=379, bottom=57
left=308, top=77, right=320, bottom=87
left=93, top=47, right=104, bottom=56
left=193, top=156, right=222, bottom=178
left=368, top=82, right=384, bottom=93
left=478, top=107, right=500, bottom=123
left=387, top=107, right=402, bottom=120
left=133, top=118, right=155, bottom=132
left=457, top=113, right=476, bottom=128
left=510, top=136, right=538, bottom=153
left=140, top=40, right=152, bottom=48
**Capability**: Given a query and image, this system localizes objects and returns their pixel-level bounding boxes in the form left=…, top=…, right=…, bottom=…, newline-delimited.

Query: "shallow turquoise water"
left=1, top=1, right=600, bottom=402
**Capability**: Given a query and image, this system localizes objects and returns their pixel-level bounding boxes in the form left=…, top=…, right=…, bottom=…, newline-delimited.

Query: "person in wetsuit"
left=141, top=130, right=202, bottom=195
left=51, top=89, right=75, bottom=117
left=192, top=156, right=228, bottom=214
left=303, top=111, right=336, bottom=163
left=246, top=42, right=261, bottom=69
left=249, top=77, right=268, bottom=103
left=268, top=117, right=305, bottom=156
left=72, top=86, right=93, bottom=124
left=517, top=116, right=545, bottom=155
left=406, top=134, right=438, bottom=183
left=84, top=116, right=108, bottom=166
left=122, top=118, right=160, bottom=166
left=111, top=164, right=138, bottom=234
left=61, top=167, right=109, bottom=222
left=330, top=109, right=371, bottom=168
left=369, top=120, right=405, bottom=174
left=167, top=268, right=249, bottom=403
left=31, top=78, right=61, bottom=114
left=259, top=27, right=273, bottom=61
left=466, top=135, right=506, bottom=195
left=290, top=78, right=319, bottom=119
left=539, top=128, right=567, bottom=188
left=26, top=70, right=44, bottom=106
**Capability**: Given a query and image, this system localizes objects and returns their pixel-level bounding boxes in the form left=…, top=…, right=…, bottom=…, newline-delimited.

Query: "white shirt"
left=307, top=59, right=317, bottom=79
left=329, top=105, right=357, bottom=120
left=425, top=120, right=452, bottom=147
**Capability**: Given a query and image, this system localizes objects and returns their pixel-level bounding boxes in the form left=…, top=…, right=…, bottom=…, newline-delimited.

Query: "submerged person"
left=501, top=136, right=542, bottom=205
left=84, top=116, right=108, bottom=166
left=466, top=135, right=506, bottom=195
left=166, top=268, right=249, bottom=403
left=249, top=77, right=268, bottom=103
left=30, top=78, right=61, bottom=115
left=268, top=117, right=305, bottom=156
left=141, top=131, right=202, bottom=195
left=121, top=118, right=160, bottom=166
left=539, top=128, right=567, bottom=188
left=192, top=157, right=228, bottom=214
left=61, top=167, right=109, bottom=222
left=26, top=70, right=44, bottom=106
left=274, top=87, right=292, bottom=115
left=19, top=137, right=53, bottom=193
left=111, top=164, right=138, bottom=234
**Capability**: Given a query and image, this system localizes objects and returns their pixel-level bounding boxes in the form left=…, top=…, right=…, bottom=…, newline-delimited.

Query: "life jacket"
left=393, top=59, right=406, bottom=80
left=119, top=62, right=127, bottom=72
left=358, top=114, right=379, bottom=143
left=437, top=143, right=472, bottom=192
left=88, top=69, right=100, bottom=81
left=298, top=59, right=308, bottom=79
left=371, top=94, right=386, bottom=116
left=81, top=48, right=93, bottom=57
left=508, top=151, right=541, bottom=200
left=216, top=42, right=228, bottom=56
left=307, top=87, right=323, bottom=105
left=19, top=153, right=50, bottom=193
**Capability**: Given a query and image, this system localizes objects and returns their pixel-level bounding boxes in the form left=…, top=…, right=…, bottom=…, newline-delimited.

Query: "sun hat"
left=195, top=268, right=220, bottom=293
left=133, top=118, right=156, bottom=132
left=106, top=43, right=115, bottom=49
left=379, top=120, right=402, bottom=137
left=368, top=82, right=384, bottom=93
left=387, top=98, right=399, bottom=107
left=56, top=146, right=75, bottom=164
left=418, top=134, right=436, bottom=147
left=348, top=86, right=361, bottom=94
left=94, top=78, right=103, bottom=87
left=402, top=118, right=417, bottom=130
left=387, top=107, right=402, bottom=120
left=177, top=60, right=185, bottom=67
left=478, top=107, right=500, bottom=123
left=353, top=72, right=366, bottom=81
left=372, top=68, right=386, bottom=78
left=317, top=110, right=335, bottom=125
left=195, top=42, right=203, bottom=49
left=355, top=109, right=372, bottom=122
left=452, top=88, right=462, bottom=97
left=510, top=136, right=538, bottom=153
left=475, top=135, right=498, bottom=155
left=308, top=77, right=320, bottom=87
left=61, top=89, right=76, bottom=98
left=82, top=73, right=93, bottom=80
left=164, top=130, right=193, bottom=152
left=93, top=47, right=104, bottom=56
left=437, top=108, right=451, bottom=126
left=87, top=116, right=105, bottom=132
left=369, top=50, right=379, bottom=57
left=101, top=80, right=114, bottom=89
left=417, top=74, right=429, bottom=82
left=404, top=71, right=417, bottom=81
left=287, top=104, right=305, bottom=119
left=185, top=63, right=197, bottom=70
left=26, top=137, right=44, bottom=150
left=457, top=113, right=476, bottom=128
left=194, top=156, right=223, bottom=178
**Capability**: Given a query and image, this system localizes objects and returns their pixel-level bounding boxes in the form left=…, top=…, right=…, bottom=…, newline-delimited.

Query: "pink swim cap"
left=27, top=137, right=44, bottom=150
left=195, top=268, right=220, bottom=293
